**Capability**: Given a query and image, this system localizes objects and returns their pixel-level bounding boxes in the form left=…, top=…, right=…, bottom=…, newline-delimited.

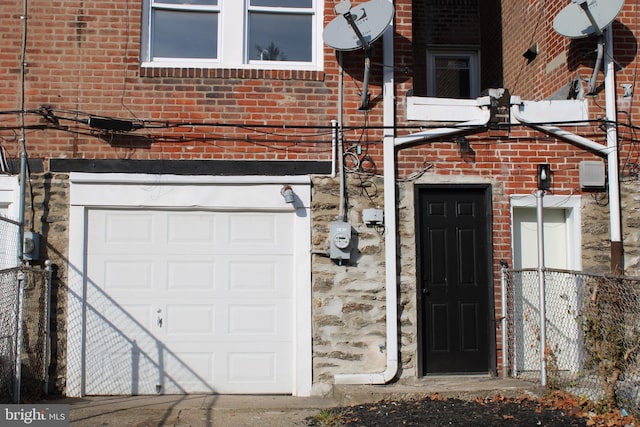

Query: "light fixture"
left=456, top=136, right=471, bottom=153
left=537, top=164, right=551, bottom=190
left=280, top=185, right=295, bottom=204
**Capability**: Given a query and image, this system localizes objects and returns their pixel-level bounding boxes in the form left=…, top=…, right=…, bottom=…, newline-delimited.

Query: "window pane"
left=155, top=0, right=217, bottom=5
left=250, top=0, right=312, bottom=7
left=152, top=10, right=218, bottom=59
left=435, top=57, right=471, bottom=98
left=248, top=13, right=312, bottom=61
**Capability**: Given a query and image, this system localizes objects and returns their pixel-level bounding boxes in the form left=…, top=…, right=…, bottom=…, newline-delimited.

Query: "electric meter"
left=330, top=221, right=352, bottom=261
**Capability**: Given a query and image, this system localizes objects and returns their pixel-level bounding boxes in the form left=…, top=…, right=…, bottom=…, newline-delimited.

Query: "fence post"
left=43, top=260, right=52, bottom=395
left=500, top=260, right=508, bottom=378
left=13, top=270, right=25, bottom=403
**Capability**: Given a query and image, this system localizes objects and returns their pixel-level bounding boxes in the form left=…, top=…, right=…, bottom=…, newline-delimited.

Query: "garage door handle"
left=157, top=317, right=163, bottom=328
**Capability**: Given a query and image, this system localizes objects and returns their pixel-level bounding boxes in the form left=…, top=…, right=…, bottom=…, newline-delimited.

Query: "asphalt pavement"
left=39, top=376, right=544, bottom=426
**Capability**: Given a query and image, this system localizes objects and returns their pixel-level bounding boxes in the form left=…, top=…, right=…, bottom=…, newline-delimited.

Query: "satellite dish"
left=323, top=0, right=395, bottom=109
left=553, top=0, right=625, bottom=39
left=323, top=0, right=394, bottom=51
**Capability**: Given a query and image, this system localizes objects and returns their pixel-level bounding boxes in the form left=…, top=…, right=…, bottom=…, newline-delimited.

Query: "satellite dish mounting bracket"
left=341, top=8, right=373, bottom=109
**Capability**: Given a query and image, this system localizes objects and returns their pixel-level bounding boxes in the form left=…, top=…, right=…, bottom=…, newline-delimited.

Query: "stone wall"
left=26, top=173, right=69, bottom=395
left=621, top=181, right=640, bottom=276
left=310, top=175, right=389, bottom=392
left=581, top=181, right=640, bottom=276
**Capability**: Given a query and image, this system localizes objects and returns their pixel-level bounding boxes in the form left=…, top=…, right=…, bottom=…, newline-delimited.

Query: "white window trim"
left=141, top=0, right=324, bottom=71
left=66, top=173, right=313, bottom=397
left=426, top=49, right=480, bottom=99
left=509, top=194, right=582, bottom=271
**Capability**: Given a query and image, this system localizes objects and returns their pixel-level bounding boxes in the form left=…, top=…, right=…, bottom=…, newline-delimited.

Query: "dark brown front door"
left=416, top=185, right=493, bottom=374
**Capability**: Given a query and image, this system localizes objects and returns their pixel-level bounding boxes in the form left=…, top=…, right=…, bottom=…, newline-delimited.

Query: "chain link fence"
left=503, top=268, right=640, bottom=415
left=0, top=266, right=52, bottom=403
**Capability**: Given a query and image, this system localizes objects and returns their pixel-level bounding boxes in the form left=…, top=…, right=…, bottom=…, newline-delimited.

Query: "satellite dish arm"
left=341, top=9, right=372, bottom=109
left=588, top=35, right=604, bottom=94
left=342, top=11, right=371, bottom=50
left=574, top=0, right=603, bottom=37
left=360, top=50, right=371, bottom=110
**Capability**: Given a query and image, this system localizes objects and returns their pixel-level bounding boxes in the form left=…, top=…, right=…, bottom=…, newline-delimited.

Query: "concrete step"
left=332, top=376, right=545, bottom=406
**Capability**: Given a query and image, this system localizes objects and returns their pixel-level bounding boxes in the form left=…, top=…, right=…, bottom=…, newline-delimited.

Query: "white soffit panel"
left=511, top=99, right=589, bottom=125
left=406, top=96, right=490, bottom=122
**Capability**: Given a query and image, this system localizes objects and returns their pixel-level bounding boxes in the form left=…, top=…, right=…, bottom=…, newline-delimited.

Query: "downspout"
left=604, top=28, right=623, bottom=273
left=334, top=0, right=397, bottom=385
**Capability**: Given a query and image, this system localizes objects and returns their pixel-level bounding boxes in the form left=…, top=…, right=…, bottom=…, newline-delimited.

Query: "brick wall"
left=0, top=0, right=392, bottom=166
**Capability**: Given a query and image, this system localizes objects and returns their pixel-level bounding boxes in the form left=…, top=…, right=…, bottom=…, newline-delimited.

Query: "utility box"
left=23, top=231, right=40, bottom=261
left=362, top=208, right=384, bottom=226
left=579, top=160, right=606, bottom=188
left=329, top=221, right=352, bottom=262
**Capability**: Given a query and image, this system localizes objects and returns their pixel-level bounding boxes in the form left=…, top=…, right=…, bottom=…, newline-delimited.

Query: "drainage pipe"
left=604, top=28, right=623, bottom=273
left=394, top=113, right=491, bottom=148
left=333, top=0, right=397, bottom=385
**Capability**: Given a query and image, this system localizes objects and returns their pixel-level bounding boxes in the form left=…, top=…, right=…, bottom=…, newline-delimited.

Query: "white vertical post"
left=535, top=190, right=546, bottom=387
left=500, top=260, right=508, bottom=377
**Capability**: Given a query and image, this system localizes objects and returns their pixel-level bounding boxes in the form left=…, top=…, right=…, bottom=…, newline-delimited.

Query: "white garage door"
left=83, top=208, right=294, bottom=395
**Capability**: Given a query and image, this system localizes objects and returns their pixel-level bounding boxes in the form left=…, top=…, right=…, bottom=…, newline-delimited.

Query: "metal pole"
left=535, top=190, right=547, bottom=387
left=43, top=260, right=52, bottom=395
left=500, top=260, right=508, bottom=377
left=14, top=271, right=25, bottom=403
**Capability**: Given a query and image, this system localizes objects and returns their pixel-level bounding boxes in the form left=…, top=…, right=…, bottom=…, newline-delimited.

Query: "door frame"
left=415, top=183, right=496, bottom=376
left=66, top=173, right=313, bottom=397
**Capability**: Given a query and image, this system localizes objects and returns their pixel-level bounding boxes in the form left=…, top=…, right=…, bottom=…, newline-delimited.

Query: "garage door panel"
left=85, top=208, right=295, bottom=394
left=225, top=213, right=292, bottom=251
left=86, top=348, right=161, bottom=395
left=228, top=304, right=279, bottom=335
left=161, top=352, right=216, bottom=393
left=228, top=258, right=291, bottom=292
left=166, top=212, right=216, bottom=244
left=166, top=261, right=216, bottom=291
left=103, top=212, right=155, bottom=245
left=103, top=260, right=154, bottom=290
left=165, top=304, right=215, bottom=336
left=228, top=352, right=278, bottom=383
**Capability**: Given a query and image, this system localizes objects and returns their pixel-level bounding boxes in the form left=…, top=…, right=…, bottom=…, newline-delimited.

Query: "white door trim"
left=66, top=173, right=312, bottom=397
left=509, top=195, right=582, bottom=271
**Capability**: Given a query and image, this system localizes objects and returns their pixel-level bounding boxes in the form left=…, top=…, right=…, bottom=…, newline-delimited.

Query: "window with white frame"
left=142, top=0, right=322, bottom=69
left=426, top=50, right=480, bottom=99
